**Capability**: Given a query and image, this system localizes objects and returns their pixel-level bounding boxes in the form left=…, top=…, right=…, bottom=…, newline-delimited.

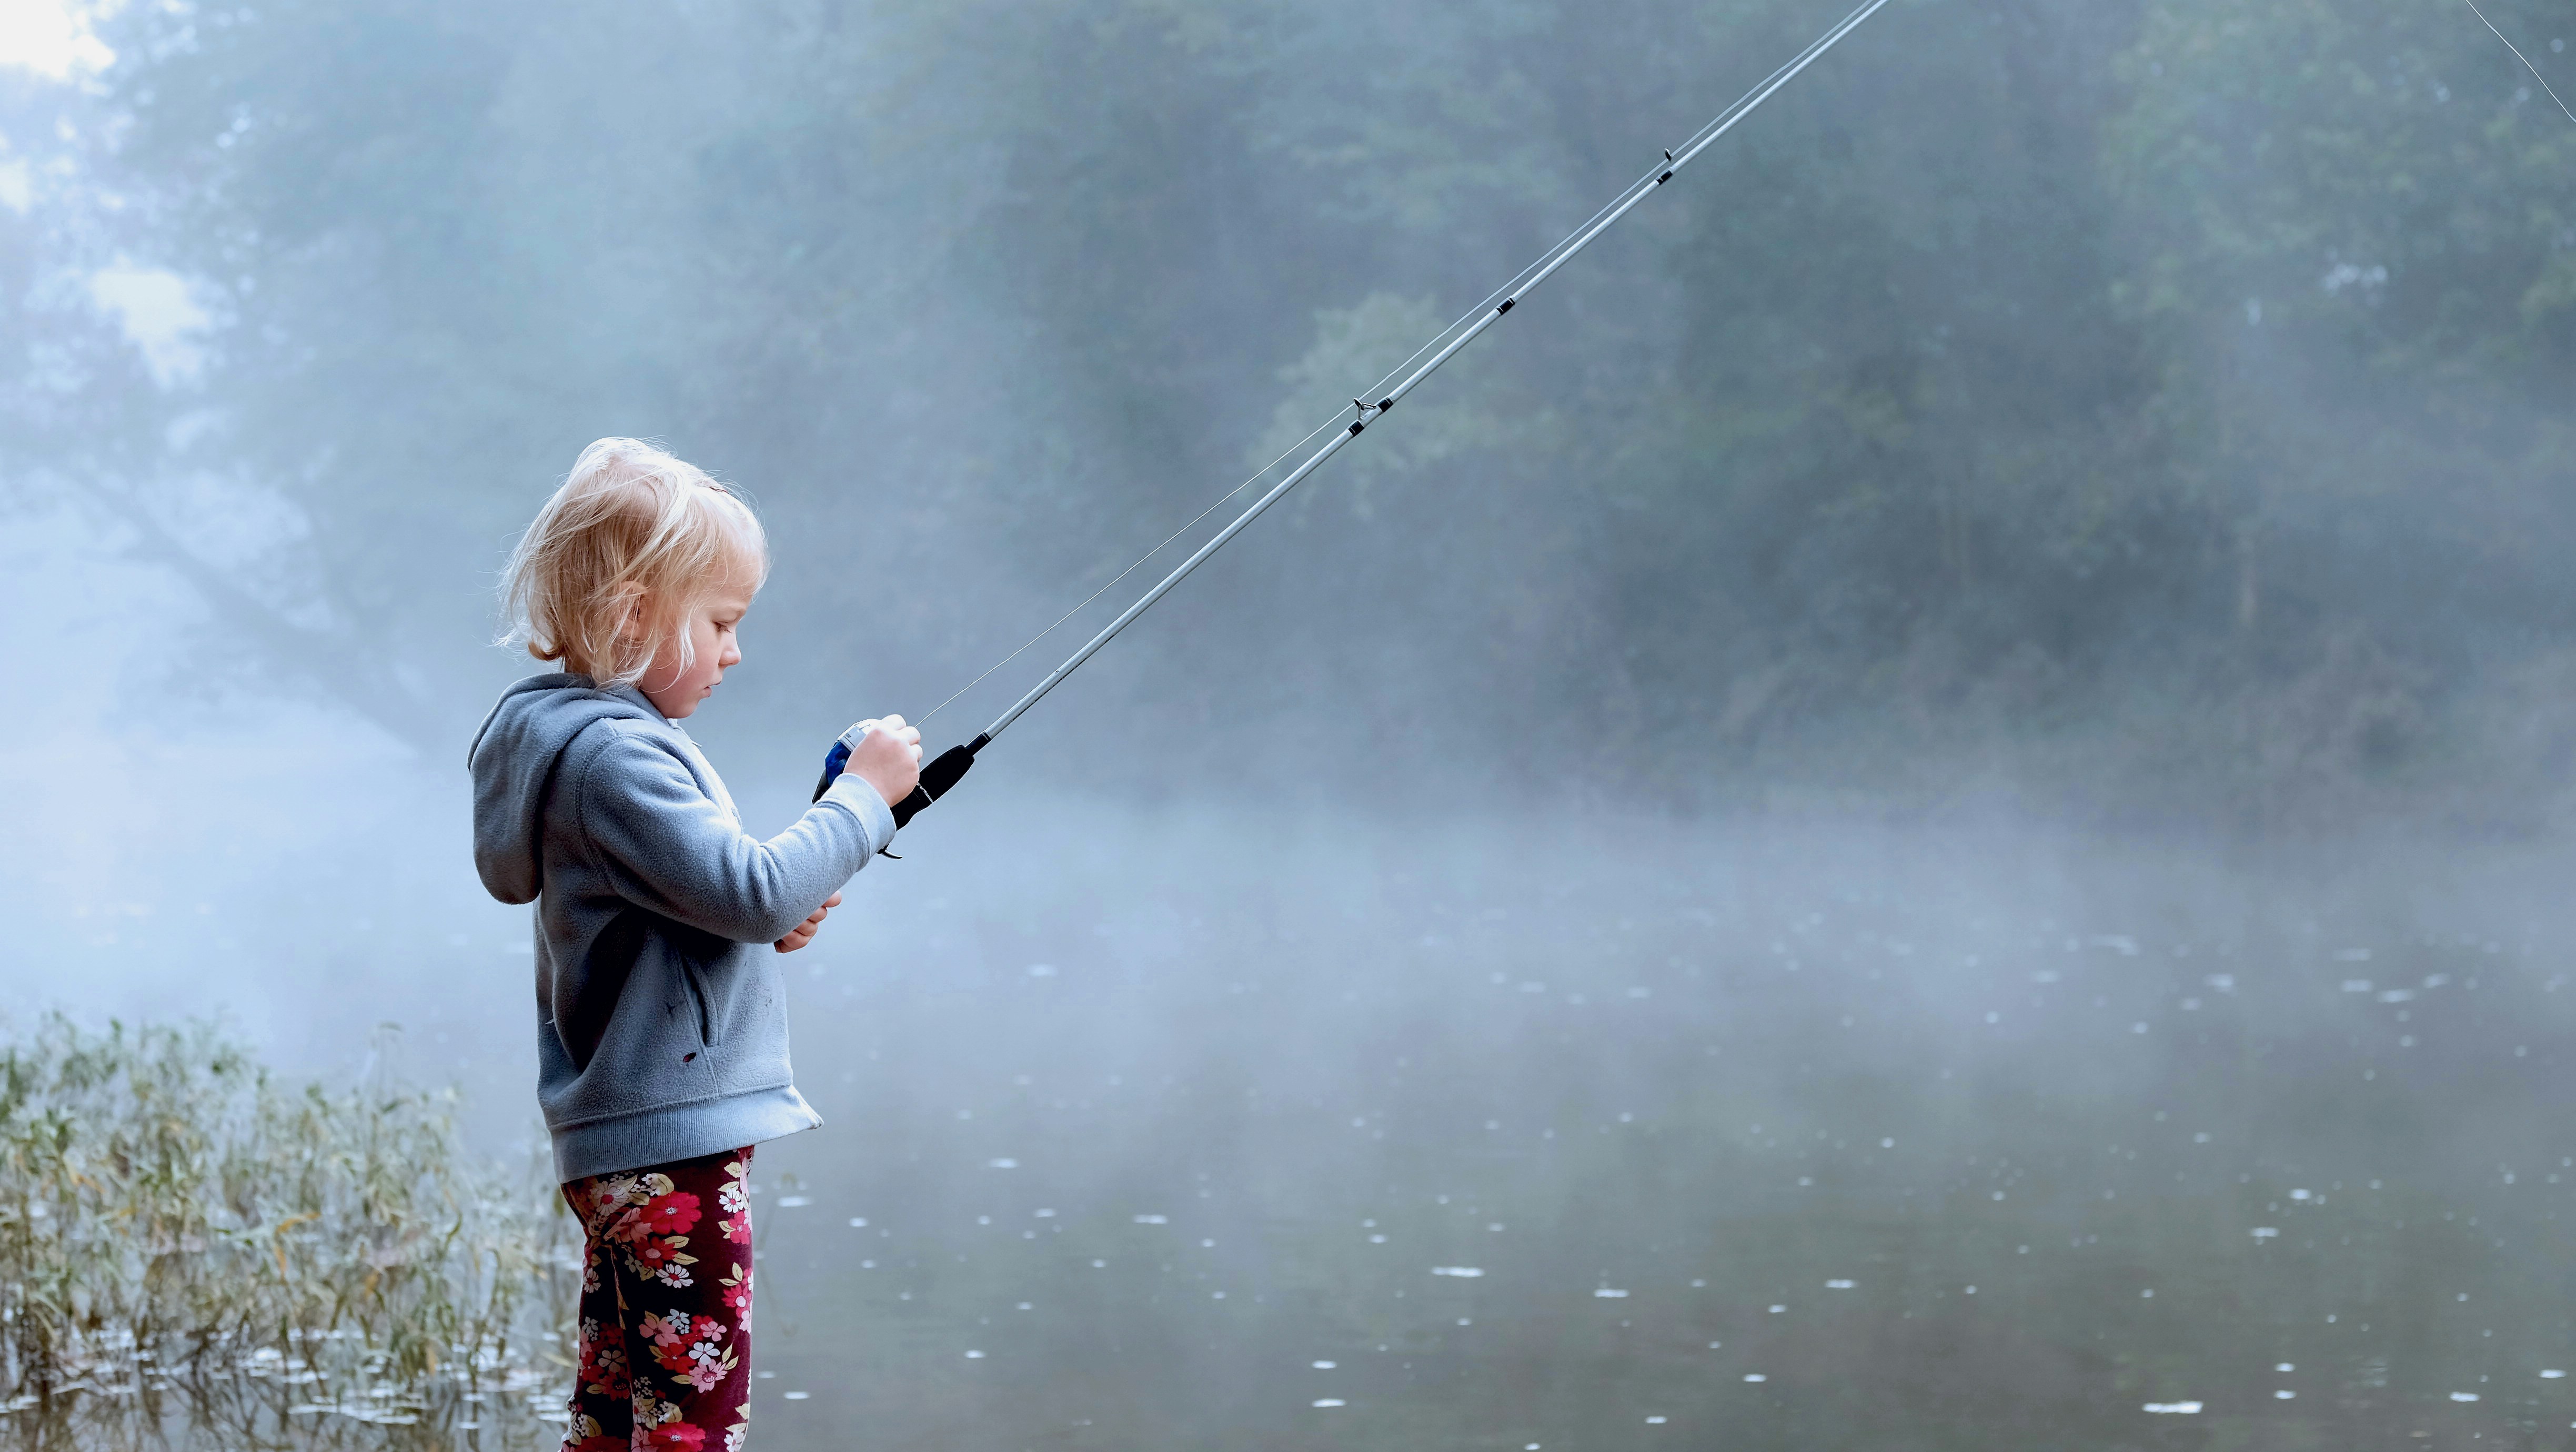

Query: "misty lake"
left=21, top=794, right=2547, bottom=1452
left=722, top=810, right=2576, bottom=1452
left=10, top=0, right=2574, bottom=1440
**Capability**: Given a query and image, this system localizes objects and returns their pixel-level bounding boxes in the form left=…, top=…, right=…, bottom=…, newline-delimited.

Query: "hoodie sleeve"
left=573, top=728, right=896, bottom=944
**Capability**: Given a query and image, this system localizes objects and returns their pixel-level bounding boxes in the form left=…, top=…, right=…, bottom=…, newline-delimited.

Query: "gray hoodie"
left=468, top=673, right=895, bottom=1181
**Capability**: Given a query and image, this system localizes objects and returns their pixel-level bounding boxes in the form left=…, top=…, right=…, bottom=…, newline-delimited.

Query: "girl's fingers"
left=777, top=894, right=839, bottom=951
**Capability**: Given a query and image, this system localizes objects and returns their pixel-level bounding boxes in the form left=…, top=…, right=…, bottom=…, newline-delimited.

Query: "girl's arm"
left=576, top=729, right=894, bottom=945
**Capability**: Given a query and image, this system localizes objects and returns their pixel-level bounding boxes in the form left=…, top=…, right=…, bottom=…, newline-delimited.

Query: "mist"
left=5, top=0, right=2575, bottom=1445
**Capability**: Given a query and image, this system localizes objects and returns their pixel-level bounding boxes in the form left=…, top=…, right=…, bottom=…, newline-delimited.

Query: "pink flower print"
left=683, top=1360, right=724, bottom=1392
left=638, top=1312, right=689, bottom=1348
left=718, top=1212, right=750, bottom=1245
left=639, top=1423, right=706, bottom=1451
left=720, top=1266, right=752, bottom=1319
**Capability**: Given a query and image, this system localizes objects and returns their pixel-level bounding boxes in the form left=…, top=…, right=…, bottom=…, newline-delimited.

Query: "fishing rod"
left=817, top=0, right=1897, bottom=826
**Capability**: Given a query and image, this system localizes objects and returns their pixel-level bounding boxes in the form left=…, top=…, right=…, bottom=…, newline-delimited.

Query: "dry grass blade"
left=0, top=1016, right=575, bottom=1447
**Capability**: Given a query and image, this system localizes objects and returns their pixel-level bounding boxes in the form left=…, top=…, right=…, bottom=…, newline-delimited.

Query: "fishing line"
left=914, top=173, right=1674, bottom=730
left=826, top=0, right=1896, bottom=825
left=2456, top=0, right=2576, bottom=126
left=918, top=9, right=1854, bottom=732
left=911, top=410, right=1351, bottom=730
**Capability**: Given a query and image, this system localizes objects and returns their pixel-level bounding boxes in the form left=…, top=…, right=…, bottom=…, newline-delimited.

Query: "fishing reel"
left=812, top=725, right=988, bottom=829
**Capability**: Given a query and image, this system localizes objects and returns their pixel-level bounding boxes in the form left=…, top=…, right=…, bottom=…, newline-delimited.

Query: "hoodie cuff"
left=818, top=770, right=899, bottom=856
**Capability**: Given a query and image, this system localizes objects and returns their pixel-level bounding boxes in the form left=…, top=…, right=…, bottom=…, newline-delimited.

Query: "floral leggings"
left=560, top=1145, right=757, bottom=1452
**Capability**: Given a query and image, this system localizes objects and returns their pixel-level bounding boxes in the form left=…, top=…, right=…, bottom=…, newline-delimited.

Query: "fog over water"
left=6, top=0, right=2576, bottom=1445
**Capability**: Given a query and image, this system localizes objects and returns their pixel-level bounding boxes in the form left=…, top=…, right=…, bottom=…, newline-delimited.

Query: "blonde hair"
left=498, top=438, right=768, bottom=689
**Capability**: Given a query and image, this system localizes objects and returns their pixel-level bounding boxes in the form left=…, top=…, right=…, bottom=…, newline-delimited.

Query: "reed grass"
left=0, top=1015, right=572, bottom=1445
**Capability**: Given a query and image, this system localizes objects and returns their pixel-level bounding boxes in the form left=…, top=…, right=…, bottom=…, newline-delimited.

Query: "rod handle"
left=812, top=732, right=989, bottom=831
left=893, top=742, right=979, bottom=826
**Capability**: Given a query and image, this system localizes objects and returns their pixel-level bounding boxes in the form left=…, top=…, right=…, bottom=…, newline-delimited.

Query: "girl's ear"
left=612, top=585, right=650, bottom=643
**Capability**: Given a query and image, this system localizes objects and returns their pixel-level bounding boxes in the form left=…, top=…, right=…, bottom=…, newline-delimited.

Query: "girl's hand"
left=846, top=713, right=923, bottom=807
left=774, top=892, right=842, bottom=953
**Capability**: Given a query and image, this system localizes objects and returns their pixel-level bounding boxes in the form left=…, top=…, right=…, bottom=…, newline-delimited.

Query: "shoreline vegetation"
left=0, top=1016, right=568, bottom=1447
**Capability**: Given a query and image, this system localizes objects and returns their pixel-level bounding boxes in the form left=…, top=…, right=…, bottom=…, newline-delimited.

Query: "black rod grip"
left=889, top=782, right=934, bottom=826
left=890, top=741, right=978, bottom=827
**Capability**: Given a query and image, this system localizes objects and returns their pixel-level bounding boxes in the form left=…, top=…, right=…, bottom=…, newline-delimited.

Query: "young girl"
left=468, top=437, right=919, bottom=1452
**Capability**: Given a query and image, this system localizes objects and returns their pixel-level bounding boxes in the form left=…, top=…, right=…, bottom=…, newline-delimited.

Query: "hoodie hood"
left=468, top=673, right=665, bottom=904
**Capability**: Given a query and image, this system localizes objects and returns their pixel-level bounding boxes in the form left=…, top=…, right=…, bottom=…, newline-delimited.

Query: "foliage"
left=0, top=1016, right=570, bottom=1443
left=6, top=0, right=2573, bottom=826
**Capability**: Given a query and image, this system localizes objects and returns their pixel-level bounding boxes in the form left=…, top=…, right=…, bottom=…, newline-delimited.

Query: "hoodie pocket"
left=678, top=960, right=716, bottom=1047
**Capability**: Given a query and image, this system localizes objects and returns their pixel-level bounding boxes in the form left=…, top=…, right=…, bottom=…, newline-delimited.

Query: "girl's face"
left=635, top=580, right=754, bottom=720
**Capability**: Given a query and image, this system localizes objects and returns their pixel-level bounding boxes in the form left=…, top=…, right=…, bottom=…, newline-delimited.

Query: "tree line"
left=5, top=0, right=2570, bottom=828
